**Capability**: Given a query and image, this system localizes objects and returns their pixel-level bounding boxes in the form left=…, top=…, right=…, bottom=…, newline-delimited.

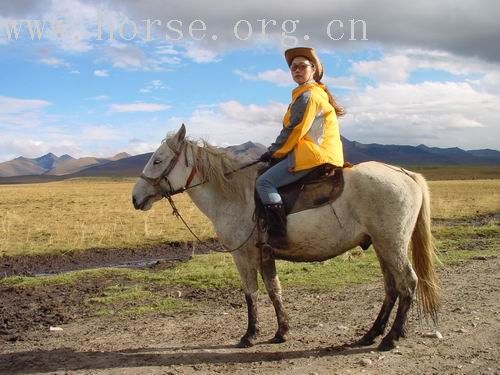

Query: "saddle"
left=255, top=162, right=351, bottom=217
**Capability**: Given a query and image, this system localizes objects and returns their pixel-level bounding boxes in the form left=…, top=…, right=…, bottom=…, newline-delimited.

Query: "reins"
left=165, top=195, right=258, bottom=253
left=140, top=142, right=261, bottom=253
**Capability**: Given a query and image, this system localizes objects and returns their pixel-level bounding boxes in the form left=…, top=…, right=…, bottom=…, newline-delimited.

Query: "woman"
left=256, top=47, right=345, bottom=249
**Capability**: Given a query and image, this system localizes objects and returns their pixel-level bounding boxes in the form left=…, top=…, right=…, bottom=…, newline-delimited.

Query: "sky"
left=0, top=0, right=499, bottom=162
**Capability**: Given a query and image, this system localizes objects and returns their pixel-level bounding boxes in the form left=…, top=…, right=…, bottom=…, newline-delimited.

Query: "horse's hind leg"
left=260, top=245, right=290, bottom=343
left=355, top=259, right=397, bottom=346
left=377, top=246, right=418, bottom=351
left=233, top=252, right=260, bottom=348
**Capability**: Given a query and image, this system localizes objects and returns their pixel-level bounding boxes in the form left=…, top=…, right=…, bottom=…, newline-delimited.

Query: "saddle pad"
left=279, top=168, right=345, bottom=215
left=255, top=164, right=346, bottom=217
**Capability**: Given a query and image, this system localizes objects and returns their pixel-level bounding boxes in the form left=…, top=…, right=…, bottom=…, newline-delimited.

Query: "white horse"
left=132, top=124, right=439, bottom=351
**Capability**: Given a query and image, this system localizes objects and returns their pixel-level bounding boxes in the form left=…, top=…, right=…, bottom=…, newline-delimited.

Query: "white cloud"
left=100, top=42, right=182, bottom=71
left=40, top=57, right=70, bottom=68
left=351, top=48, right=500, bottom=87
left=105, top=42, right=145, bottom=69
left=87, top=95, right=110, bottom=101
left=108, top=102, right=171, bottom=113
left=0, top=96, right=51, bottom=114
left=234, top=68, right=292, bottom=86
left=125, top=139, right=157, bottom=154
left=183, top=43, right=220, bottom=63
left=81, top=126, right=120, bottom=141
left=0, top=96, right=52, bottom=128
left=352, top=55, right=410, bottom=83
left=94, top=69, right=109, bottom=77
left=342, top=81, right=500, bottom=149
left=168, top=101, right=286, bottom=146
left=323, top=75, right=358, bottom=90
left=139, top=79, right=167, bottom=94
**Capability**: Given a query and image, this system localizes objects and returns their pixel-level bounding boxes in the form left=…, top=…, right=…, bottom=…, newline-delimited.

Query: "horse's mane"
left=183, top=139, right=257, bottom=203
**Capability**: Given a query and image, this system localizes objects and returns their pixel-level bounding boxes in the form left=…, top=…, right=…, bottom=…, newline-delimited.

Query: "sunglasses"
left=290, top=63, right=314, bottom=71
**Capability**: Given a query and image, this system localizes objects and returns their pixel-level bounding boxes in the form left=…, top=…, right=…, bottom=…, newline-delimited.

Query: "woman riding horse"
left=256, top=47, right=345, bottom=249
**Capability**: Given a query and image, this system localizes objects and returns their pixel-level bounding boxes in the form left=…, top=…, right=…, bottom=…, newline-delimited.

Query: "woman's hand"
left=259, top=151, right=272, bottom=162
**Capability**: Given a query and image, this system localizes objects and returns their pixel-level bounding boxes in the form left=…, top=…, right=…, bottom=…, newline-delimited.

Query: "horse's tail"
left=408, top=171, right=440, bottom=322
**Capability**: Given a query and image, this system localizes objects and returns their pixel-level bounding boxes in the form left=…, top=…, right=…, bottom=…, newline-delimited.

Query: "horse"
left=132, top=124, right=440, bottom=351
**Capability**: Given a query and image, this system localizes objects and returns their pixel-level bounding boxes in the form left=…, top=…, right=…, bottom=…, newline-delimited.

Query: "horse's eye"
left=153, top=159, right=162, bottom=165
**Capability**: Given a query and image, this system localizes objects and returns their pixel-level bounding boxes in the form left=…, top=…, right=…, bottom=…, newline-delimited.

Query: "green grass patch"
left=86, top=284, right=192, bottom=316
left=277, top=252, right=381, bottom=290
left=0, top=268, right=125, bottom=288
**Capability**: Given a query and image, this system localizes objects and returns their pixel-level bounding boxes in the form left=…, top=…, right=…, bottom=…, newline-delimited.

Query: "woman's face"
left=290, top=56, right=316, bottom=85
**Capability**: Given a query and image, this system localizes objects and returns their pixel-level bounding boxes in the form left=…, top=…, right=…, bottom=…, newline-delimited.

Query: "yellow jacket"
left=270, top=82, right=344, bottom=171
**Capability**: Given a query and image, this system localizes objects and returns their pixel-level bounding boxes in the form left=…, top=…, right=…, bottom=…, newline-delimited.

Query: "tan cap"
left=284, top=47, right=323, bottom=81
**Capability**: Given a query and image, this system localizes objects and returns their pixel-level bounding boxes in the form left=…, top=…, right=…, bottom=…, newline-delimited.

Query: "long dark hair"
left=317, top=81, right=345, bottom=117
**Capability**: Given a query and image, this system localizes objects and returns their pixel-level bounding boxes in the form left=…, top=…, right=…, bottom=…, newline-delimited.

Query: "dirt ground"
left=0, top=253, right=498, bottom=375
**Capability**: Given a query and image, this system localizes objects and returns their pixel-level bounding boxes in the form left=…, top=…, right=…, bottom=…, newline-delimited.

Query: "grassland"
left=0, top=177, right=215, bottom=256
left=0, top=176, right=499, bottom=256
left=0, top=173, right=498, bottom=316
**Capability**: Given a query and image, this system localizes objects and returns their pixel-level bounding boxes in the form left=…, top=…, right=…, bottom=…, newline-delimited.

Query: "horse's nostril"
left=132, top=196, right=137, bottom=206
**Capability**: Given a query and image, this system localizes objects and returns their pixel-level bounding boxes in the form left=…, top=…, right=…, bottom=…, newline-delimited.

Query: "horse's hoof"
left=352, top=336, right=375, bottom=347
left=236, top=337, right=255, bottom=348
left=378, top=337, right=396, bottom=351
left=268, top=334, right=287, bottom=344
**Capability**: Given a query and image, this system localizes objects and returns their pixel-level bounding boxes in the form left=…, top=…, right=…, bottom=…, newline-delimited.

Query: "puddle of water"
left=32, top=256, right=188, bottom=278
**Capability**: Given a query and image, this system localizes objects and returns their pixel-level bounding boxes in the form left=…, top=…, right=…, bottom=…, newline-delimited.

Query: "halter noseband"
left=139, top=142, right=199, bottom=197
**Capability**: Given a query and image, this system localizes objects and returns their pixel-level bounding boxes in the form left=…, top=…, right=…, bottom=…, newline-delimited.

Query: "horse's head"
left=132, top=124, right=191, bottom=210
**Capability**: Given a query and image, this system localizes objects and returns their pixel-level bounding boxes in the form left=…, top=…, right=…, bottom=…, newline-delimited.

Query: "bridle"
left=138, top=141, right=261, bottom=252
left=139, top=141, right=201, bottom=198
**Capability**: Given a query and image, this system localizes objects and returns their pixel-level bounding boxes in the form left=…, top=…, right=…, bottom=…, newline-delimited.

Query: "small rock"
left=456, top=365, right=462, bottom=369
left=175, top=291, right=182, bottom=298
left=49, top=326, right=63, bottom=332
left=423, top=331, right=443, bottom=339
left=472, top=322, right=478, bottom=327
left=378, top=355, right=385, bottom=360
left=359, top=358, right=372, bottom=366
left=457, top=328, right=468, bottom=333
left=337, top=325, right=349, bottom=330
left=309, top=372, right=319, bottom=375
left=393, top=350, right=403, bottom=355
left=472, top=256, right=487, bottom=260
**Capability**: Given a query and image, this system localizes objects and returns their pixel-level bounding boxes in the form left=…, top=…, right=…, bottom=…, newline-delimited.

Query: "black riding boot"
left=263, top=203, right=289, bottom=249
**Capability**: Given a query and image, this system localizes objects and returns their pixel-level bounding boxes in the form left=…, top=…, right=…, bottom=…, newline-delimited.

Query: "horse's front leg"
left=261, top=245, right=290, bottom=343
left=233, top=250, right=260, bottom=348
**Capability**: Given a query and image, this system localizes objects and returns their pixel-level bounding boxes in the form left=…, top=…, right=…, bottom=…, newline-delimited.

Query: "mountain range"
left=0, top=152, right=130, bottom=177
left=0, top=138, right=498, bottom=183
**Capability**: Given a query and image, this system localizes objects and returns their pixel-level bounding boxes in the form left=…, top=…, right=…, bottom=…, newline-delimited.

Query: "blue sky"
left=0, top=0, right=499, bottom=162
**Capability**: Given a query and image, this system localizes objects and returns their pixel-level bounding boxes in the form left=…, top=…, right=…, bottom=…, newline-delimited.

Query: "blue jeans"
left=256, top=158, right=313, bottom=204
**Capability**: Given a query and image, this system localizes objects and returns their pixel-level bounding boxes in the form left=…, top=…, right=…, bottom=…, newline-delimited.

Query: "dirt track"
left=1, top=254, right=498, bottom=374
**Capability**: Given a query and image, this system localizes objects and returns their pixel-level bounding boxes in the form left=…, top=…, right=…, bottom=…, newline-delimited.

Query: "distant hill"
left=0, top=152, right=131, bottom=177
left=0, top=139, right=498, bottom=184
left=342, top=138, right=500, bottom=166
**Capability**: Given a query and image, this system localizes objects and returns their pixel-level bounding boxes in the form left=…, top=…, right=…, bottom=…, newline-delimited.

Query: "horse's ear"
left=173, top=123, right=186, bottom=144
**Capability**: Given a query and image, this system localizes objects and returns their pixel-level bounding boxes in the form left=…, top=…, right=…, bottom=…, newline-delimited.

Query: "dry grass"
left=429, top=179, right=500, bottom=219
left=0, top=178, right=214, bottom=256
left=0, top=177, right=499, bottom=256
